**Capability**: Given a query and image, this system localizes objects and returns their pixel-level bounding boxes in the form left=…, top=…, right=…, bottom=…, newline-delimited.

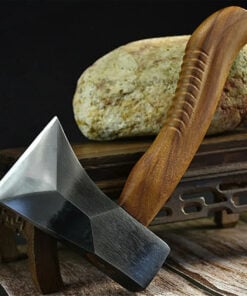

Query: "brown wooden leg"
left=24, top=223, right=63, bottom=294
left=0, top=224, right=20, bottom=262
left=214, top=210, right=239, bottom=228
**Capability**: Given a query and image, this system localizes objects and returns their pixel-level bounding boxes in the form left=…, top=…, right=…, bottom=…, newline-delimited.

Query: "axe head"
left=0, top=117, right=170, bottom=291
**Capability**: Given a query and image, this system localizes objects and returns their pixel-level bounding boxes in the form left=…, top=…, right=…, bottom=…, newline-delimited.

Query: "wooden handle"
left=118, top=6, right=247, bottom=226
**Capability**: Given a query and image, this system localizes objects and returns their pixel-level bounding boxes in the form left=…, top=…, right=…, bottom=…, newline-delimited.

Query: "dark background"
left=0, top=0, right=247, bottom=149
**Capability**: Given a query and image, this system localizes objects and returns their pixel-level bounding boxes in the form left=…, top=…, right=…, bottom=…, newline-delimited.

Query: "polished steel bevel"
left=0, top=117, right=170, bottom=291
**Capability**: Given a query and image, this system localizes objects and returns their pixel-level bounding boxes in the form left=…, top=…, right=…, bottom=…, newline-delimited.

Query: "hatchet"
left=0, top=117, right=169, bottom=291
left=0, top=4, right=247, bottom=292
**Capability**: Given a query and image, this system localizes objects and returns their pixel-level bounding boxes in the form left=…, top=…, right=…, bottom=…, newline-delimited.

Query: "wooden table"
left=0, top=130, right=247, bottom=295
left=0, top=214, right=246, bottom=296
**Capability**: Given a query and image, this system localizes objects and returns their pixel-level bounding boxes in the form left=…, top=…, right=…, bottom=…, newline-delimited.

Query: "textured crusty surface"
left=73, top=36, right=247, bottom=140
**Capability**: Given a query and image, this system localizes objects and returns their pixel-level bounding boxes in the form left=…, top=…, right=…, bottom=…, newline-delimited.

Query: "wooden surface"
left=0, top=213, right=246, bottom=295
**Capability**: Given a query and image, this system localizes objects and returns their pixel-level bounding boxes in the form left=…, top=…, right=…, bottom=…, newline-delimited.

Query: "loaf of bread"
left=73, top=36, right=247, bottom=140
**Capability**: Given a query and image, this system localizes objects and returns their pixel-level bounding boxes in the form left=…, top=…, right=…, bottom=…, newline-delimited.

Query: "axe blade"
left=0, top=117, right=170, bottom=291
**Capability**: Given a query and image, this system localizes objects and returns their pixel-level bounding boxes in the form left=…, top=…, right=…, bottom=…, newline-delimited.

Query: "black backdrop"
left=0, top=0, right=247, bottom=149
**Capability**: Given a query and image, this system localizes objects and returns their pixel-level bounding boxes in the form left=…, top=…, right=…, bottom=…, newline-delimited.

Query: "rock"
left=73, top=36, right=247, bottom=140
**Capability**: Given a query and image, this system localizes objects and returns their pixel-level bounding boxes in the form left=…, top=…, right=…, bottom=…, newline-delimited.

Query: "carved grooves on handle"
left=167, top=49, right=209, bottom=136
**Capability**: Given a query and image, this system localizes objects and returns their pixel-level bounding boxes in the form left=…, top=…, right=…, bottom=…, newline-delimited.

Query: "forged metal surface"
left=0, top=117, right=170, bottom=291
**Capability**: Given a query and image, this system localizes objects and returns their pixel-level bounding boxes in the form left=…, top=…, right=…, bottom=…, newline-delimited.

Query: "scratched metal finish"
left=0, top=117, right=170, bottom=291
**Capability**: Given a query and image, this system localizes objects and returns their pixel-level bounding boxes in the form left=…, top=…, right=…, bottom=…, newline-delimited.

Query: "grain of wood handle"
left=119, top=6, right=247, bottom=226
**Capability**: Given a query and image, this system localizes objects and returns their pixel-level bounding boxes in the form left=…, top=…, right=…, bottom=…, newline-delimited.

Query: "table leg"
left=24, top=223, right=64, bottom=294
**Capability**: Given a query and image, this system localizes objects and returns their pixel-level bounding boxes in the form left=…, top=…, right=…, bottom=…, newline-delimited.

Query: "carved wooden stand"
left=0, top=129, right=247, bottom=293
